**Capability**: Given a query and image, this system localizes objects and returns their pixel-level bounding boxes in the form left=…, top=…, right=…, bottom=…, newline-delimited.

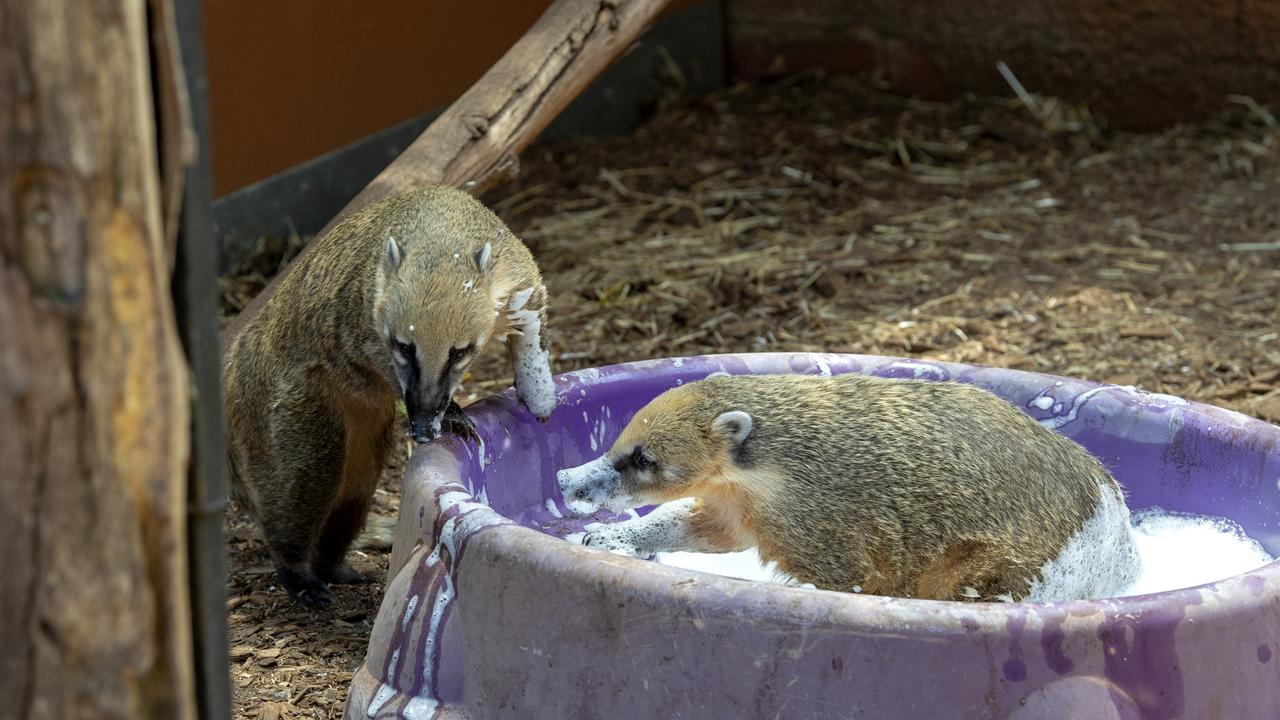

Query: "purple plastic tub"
left=344, top=353, right=1280, bottom=719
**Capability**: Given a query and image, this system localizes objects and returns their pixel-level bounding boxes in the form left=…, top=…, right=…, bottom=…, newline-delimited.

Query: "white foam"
left=657, top=547, right=792, bottom=583
left=508, top=287, right=534, bottom=311
left=401, top=595, right=419, bottom=630
left=1037, top=386, right=1113, bottom=430
left=635, top=507, right=1275, bottom=600
left=582, top=498, right=696, bottom=554
left=402, top=697, right=439, bottom=719
left=885, top=360, right=946, bottom=381
left=544, top=498, right=563, bottom=518
left=1024, top=480, right=1140, bottom=602
left=367, top=679, right=396, bottom=717
left=557, top=455, right=626, bottom=514
left=1117, top=509, right=1274, bottom=597
left=509, top=308, right=556, bottom=418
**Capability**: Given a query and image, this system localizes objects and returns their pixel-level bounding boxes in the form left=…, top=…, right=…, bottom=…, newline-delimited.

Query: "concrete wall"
left=726, top=0, right=1280, bottom=128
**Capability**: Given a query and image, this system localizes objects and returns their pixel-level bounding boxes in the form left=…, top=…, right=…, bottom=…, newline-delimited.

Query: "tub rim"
left=445, top=351, right=1280, bottom=620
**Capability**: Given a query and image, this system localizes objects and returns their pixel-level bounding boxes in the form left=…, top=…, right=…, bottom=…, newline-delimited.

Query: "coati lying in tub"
left=558, top=373, right=1141, bottom=602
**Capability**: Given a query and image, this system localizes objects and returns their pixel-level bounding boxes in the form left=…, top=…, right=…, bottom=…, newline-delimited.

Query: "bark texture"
left=0, top=1, right=195, bottom=718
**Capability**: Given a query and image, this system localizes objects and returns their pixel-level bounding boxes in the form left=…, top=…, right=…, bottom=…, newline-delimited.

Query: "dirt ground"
left=219, top=72, right=1280, bottom=719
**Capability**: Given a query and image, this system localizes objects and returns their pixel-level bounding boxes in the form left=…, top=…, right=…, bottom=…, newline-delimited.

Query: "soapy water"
left=657, top=547, right=790, bottom=585
left=1121, top=508, right=1275, bottom=596
left=650, top=508, right=1276, bottom=599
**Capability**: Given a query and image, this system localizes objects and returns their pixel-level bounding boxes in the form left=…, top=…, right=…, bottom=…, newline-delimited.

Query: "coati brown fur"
left=558, top=373, right=1141, bottom=602
left=224, top=186, right=555, bottom=607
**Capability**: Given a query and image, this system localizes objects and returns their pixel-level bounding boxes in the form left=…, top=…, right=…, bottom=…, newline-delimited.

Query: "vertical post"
left=169, top=1, right=232, bottom=719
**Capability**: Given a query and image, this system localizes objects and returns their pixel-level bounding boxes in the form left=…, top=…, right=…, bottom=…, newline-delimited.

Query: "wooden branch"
left=0, top=1, right=195, bottom=717
left=222, top=0, right=672, bottom=348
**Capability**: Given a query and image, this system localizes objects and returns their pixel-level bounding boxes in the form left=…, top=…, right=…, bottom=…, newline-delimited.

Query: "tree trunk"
left=0, top=1, right=196, bottom=719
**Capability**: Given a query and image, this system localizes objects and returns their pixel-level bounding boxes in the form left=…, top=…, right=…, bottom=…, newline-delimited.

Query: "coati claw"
left=298, top=587, right=336, bottom=608
left=278, top=565, right=336, bottom=608
left=581, top=528, right=642, bottom=556
left=442, top=401, right=479, bottom=442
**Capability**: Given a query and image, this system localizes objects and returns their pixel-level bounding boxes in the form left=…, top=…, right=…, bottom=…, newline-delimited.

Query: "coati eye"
left=447, top=342, right=476, bottom=372
left=631, top=446, right=653, bottom=471
left=449, top=342, right=476, bottom=363
left=392, top=338, right=414, bottom=364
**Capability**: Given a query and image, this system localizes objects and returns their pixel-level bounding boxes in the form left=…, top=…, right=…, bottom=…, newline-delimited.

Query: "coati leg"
left=506, top=302, right=556, bottom=420
left=315, top=400, right=397, bottom=585
left=315, top=496, right=379, bottom=585
left=583, top=498, right=750, bottom=556
left=258, top=382, right=347, bottom=608
left=352, top=513, right=397, bottom=552
left=914, top=540, right=1028, bottom=601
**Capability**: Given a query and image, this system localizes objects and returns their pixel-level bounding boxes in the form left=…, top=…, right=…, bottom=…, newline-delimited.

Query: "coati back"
left=224, top=186, right=556, bottom=607
left=559, top=373, right=1141, bottom=602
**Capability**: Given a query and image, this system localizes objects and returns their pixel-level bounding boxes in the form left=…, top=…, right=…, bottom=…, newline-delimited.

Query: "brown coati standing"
left=224, top=186, right=555, bottom=607
left=558, top=374, right=1141, bottom=602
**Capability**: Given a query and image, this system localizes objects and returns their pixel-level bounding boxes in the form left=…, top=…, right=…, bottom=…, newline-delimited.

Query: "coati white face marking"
left=378, top=235, right=489, bottom=443
left=557, top=385, right=757, bottom=515
left=557, top=456, right=628, bottom=515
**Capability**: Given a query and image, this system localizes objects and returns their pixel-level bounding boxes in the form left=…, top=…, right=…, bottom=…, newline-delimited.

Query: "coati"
left=558, top=373, right=1141, bottom=602
left=223, top=185, right=556, bottom=607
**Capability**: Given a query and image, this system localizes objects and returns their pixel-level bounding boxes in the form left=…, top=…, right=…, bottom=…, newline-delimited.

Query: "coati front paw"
left=298, top=585, right=336, bottom=608
left=516, top=385, right=556, bottom=422
left=582, top=528, right=644, bottom=557
left=513, top=356, right=556, bottom=421
left=442, top=401, right=479, bottom=441
left=277, top=566, right=336, bottom=608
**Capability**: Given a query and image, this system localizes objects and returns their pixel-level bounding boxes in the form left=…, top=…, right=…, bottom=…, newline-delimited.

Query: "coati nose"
left=408, top=419, right=438, bottom=444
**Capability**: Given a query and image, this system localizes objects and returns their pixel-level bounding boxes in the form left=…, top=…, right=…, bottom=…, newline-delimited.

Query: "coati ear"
left=385, top=236, right=404, bottom=273
left=711, top=410, right=753, bottom=447
left=475, top=241, right=492, bottom=274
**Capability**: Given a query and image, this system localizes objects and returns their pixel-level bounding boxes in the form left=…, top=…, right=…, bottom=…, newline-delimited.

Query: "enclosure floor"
left=220, top=73, right=1280, bottom=719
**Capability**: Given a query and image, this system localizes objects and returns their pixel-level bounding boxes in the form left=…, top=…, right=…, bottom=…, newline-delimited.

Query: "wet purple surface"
left=345, top=353, right=1280, bottom=719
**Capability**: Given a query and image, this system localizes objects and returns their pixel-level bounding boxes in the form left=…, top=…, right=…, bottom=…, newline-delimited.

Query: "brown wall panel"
left=204, top=1, right=552, bottom=196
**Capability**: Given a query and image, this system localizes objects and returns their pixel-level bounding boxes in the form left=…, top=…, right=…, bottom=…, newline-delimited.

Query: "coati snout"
left=388, top=331, right=475, bottom=443
left=558, top=456, right=627, bottom=514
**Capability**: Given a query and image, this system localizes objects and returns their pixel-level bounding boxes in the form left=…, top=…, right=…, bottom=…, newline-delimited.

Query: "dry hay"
left=220, top=72, right=1280, bottom=718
